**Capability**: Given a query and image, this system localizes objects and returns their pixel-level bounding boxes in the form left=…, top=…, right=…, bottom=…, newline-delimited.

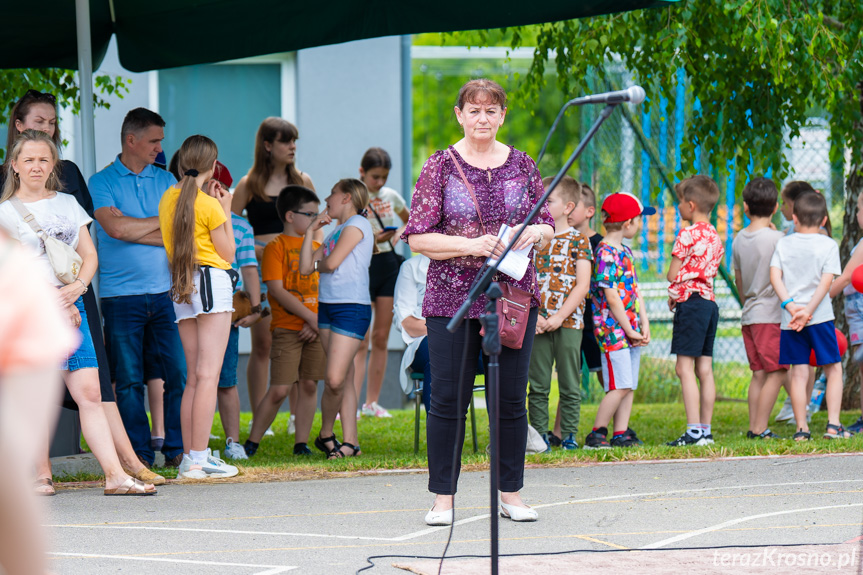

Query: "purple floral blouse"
left=401, top=145, right=554, bottom=319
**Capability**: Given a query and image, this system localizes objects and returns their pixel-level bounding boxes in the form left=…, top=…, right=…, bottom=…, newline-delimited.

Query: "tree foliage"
left=451, top=0, right=862, bottom=182
left=0, top=69, right=129, bottom=159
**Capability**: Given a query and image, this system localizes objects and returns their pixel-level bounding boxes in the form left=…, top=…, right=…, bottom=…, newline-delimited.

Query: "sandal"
left=314, top=433, right=341, bottom=458
left=123, top=466, right=166, bottom=486
left=104, top=477, right=157, bottom=496
left=793, top=430, right=811, bottom=442
left=337, top=442, right=361, bottom=458
left=824, top=423, right=854, bottom=439
left=758, top=429, right=783, bottom=440
left=33, top=477, right=55, bottom=496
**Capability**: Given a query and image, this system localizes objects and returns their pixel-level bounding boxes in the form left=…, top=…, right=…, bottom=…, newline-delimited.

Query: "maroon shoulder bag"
left=447, top=149, right=533, bottom=349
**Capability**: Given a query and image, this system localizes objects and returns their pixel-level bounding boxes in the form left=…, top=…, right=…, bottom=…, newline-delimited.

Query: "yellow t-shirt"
left=158, top=186, right=231, bottom=270
left=262, top=234, right=320, bottom=331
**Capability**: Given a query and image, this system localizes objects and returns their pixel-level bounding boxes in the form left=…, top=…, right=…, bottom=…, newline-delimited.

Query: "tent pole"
left=75, top=0, right=97, bottom=180
left=400, top=35, right=412, bottom=217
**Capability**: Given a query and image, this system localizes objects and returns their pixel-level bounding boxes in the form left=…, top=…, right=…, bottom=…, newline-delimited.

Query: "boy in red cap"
left=665, top=175, right=724, bottom=446
left=583, top=193, right=654, bottom=449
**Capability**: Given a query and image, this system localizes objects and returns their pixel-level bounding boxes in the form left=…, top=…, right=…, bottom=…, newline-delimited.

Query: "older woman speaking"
left=402, top=79, right=554, bottom=525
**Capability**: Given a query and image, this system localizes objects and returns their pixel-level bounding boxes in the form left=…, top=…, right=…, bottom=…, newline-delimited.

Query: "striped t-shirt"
left=231, top=215, right=258, bottom=292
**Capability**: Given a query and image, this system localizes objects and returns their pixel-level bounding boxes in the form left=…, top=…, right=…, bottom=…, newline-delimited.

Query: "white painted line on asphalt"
left=49, top=524, right=395, bottom=541
left=49, top=552, right=296, bottom=572
left=641, top=503, right=863, bottom=549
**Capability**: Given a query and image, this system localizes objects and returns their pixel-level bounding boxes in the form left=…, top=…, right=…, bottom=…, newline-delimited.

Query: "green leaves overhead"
left=451, top=0, right=863, bottom=181
left=0, top=70, right=129, bottom=159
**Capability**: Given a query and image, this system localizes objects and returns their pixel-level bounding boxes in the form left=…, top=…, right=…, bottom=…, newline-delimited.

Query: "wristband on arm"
left=780, top=298, right=794, bottom=309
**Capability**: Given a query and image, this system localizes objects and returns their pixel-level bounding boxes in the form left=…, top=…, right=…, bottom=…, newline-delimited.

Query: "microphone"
left=567, top=86, right=646, bottom=106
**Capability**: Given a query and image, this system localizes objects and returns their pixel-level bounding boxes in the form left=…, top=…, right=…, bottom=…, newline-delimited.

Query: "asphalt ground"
left=44, top=453, right=863, bottom=574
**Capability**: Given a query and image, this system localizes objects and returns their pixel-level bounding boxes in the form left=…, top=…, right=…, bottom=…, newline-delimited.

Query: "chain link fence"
left=412, top=50, right=845, bottom=403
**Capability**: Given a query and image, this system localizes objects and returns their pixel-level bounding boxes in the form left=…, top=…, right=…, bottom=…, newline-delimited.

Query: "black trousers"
left=425, top=308, right=538, bottom=495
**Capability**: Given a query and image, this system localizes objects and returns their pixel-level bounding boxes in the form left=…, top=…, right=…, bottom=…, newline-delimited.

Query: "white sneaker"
left=177, top=454, right=204, bottom=479
left=775, top=397, right=794, bottom=422
left=200, top=449, right=239, bottom=478
left=264, top=426, right=275, bottom=437
left=362, top=401, right=393, bottom=418
left=209, top=432, right=221, bottom=440
left=288, top=414, right=296, bottom=435
left=224, top=438, right=248, bottom=460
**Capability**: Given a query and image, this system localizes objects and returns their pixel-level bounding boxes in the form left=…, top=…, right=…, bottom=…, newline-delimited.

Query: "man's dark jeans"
left=102, top=291, right=186, bottom=464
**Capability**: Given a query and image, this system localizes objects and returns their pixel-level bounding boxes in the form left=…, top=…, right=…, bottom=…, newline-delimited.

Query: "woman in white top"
left=300, top=178, right=373, bottom=458
left=0, top=130, right=155, bottom=495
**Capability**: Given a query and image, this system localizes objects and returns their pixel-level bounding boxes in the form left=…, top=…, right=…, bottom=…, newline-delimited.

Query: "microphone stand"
left=446, top=102, right=620, bottom=575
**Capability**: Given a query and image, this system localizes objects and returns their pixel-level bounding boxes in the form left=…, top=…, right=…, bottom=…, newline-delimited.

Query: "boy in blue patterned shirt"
left=583, top=193, right=653, bottom=449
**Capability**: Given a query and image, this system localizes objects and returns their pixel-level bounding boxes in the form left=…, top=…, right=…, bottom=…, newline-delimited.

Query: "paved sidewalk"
left=44, top=453, right=863, bottom=574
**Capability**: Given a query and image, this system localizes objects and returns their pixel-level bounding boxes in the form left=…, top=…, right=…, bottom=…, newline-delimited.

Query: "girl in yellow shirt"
left=158, top=135, right=238, bottom=479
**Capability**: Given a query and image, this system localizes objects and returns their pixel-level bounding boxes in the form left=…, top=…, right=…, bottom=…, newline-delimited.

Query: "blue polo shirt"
left=89, top=156, right=177, bottom=297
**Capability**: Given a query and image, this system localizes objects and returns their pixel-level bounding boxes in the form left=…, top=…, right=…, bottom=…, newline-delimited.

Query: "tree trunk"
left=833, top=82, right=863, bottom=411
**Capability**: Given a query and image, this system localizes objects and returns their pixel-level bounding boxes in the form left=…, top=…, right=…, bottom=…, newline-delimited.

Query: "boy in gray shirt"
left=732, top=178, right=787, bottom=440
left=769, top=191, right=849, bottom=441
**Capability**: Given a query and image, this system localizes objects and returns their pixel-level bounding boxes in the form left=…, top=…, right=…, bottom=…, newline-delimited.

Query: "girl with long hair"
left=0, top=130, right=156, bottom=495
left=299, top=179, right=374, bottom=458
left=352, top=147, right=409, bottom=418
left=158, top=135, right=238, bottom=479
left=232, top=118, right=316, bottom=436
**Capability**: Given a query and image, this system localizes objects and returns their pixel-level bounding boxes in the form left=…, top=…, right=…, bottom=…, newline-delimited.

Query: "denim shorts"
left=61, top=296, right=99, bottom=372
left=218, top=326, right=240, bottom=388
left=318, top=302, right=372, bottom=340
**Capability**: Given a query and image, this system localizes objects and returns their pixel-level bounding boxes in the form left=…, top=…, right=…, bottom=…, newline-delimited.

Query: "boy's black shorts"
left=671, top=294, right=719, bottom=357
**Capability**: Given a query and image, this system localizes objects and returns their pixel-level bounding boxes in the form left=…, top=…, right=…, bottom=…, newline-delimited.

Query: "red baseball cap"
left=601, top=192, right=656, bottom=223
left=213, top=161, right=233, bottom=189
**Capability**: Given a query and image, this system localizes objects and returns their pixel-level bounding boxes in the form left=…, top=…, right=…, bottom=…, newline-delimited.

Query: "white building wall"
left=296, top=36, right=404, bottom=198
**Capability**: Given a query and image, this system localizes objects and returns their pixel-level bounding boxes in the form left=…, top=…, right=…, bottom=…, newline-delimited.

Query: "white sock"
left=190, top=449, right=208, bottom=465
left=701, top=424, right=712, bottom=435
left=686, top=424, right=703, bottom=438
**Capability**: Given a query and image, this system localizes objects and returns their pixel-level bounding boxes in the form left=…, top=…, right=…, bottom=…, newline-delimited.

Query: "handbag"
left=9, top=196, right=83, bottom=285
left=446, top=149, right=533, bottom=350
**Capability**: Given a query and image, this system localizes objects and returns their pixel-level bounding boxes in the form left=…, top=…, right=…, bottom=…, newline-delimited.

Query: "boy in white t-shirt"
left=769, top=191, right=850, bottom=441
left=732, top=177, right=787, bottom=440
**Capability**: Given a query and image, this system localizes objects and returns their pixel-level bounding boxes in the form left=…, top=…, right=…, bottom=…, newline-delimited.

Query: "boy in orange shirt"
left=244, top=186, right=326, bottom=456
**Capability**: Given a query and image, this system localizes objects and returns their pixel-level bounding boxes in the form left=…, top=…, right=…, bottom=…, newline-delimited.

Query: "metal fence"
left=412, top=50, right=845, bottom=402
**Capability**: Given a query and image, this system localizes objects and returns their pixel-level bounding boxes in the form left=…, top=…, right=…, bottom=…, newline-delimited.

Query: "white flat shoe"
left=500, top=501, right=538, bottom=522
left=425, top=505, right=453, bottom=526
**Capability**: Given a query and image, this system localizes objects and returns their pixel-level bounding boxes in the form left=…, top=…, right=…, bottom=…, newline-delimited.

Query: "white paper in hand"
left=490, top=224, right=531, bottom=281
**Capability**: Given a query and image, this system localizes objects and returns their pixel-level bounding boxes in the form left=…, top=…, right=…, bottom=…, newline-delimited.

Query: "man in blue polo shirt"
left=90, top=108, right=185, bottom=468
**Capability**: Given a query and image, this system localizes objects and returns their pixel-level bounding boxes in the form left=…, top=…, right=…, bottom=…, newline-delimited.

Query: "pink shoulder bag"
left=447, top=149, right=533, bottom=349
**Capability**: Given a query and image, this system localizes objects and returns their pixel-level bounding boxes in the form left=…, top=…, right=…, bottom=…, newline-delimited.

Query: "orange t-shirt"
left=262, top=235, right=320, bottom=331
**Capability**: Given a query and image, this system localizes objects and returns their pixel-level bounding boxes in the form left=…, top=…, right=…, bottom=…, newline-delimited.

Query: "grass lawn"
left=64, top=398, right=863, bottom=484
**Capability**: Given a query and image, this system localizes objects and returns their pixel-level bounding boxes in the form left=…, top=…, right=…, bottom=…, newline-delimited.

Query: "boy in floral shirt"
left=528, top=176, right=593, bottom=451
left=584, top=193, right=654, bottom=449
left=665, top=175, right=724, bottom=446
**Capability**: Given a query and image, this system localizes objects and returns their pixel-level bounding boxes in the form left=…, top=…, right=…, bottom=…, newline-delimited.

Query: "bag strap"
left=447, top=148, right=487, bottom=235
left=9, top=196, right=46, bottom=237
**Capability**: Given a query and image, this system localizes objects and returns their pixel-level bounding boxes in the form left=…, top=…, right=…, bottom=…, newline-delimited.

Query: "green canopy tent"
left=3, top=0, right=676, bottom=177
